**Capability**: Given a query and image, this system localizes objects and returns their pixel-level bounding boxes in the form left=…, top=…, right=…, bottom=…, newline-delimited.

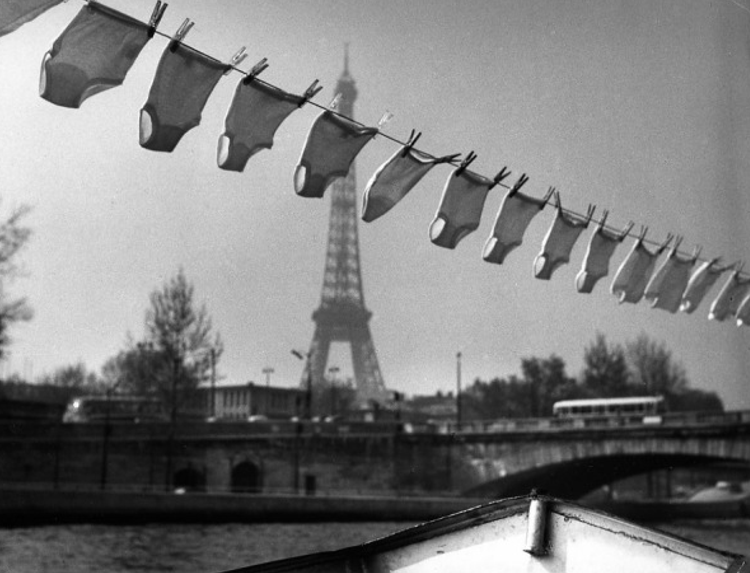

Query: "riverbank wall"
left=0, top=487, right=487, bottom=527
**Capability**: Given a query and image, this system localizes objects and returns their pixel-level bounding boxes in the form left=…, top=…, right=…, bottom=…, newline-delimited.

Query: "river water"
left=0, top=520, right=747, bottom=572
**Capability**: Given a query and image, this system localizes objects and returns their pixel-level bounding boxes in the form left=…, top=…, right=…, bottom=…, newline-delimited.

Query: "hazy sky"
left=1, top=0, right=750, bottom=409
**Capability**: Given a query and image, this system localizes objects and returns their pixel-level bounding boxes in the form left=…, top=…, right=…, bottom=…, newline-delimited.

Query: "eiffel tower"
left=301, top=50, right=389, bottom=408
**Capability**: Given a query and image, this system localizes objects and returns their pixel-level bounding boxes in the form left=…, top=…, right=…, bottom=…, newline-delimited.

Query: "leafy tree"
left=625, top=332, right=688, bottom=398
left=311, top=375, right=357, bottom=418
left=521, top=354, right=577, bottom=417
left=36, top=362, right=101, bottom=391
left=0, top=204, right=33, bottom=359
left=667, top=388, right=723, bottom=412
left=581, top=332, right=631, bottom=397
left=34, top=362, right=103, bottom=404
left=101, top=339, right=166, bottom=397
left=463, top=355, right=577, bottom=420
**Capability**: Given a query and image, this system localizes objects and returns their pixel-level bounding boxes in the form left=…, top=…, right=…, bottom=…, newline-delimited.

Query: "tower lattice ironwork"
left=301, top=52, right=388, bottom=408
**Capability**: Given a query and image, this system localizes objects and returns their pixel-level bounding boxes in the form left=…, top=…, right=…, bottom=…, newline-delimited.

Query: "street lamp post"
left=210, top=348, right=216, bottom=419
left=100, top=379, right=121, bottom=490
left=291, top=349, right=313, bottom=420
left=165, top=347, right=181, bottom=492
left=291, top=349, right=314, bottom=494
left=262, top=367, right=274, bottom=387
left=456, top=351, right=462, bottom=429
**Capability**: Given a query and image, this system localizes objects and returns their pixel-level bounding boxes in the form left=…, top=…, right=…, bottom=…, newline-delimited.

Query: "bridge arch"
left=231, top=460, right=262, bottom=493
left=455, top=432, right=750, bottom=499
left=463, top=453, right=750, bottom=499
left=174, top=465, right=206, bottom=492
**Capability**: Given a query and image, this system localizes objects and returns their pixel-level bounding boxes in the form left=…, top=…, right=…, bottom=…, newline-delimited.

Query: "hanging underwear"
left=362, top=146, right=439, bottom=223
left=610, top=237, right=666, bottom=304
left=429, top=168, right=493, bottom=249
left=1, top=0, right=63, bottom=38
left=708, top=269, right=750, bottom=321
left=680, top=259, right=726, bottom=314
left=39, top=2, right=151, bottom=109
left=140, top=42, right=226, bottom=152
left=533, top=203, right=592, bottom=280
left=482, top=189, right=549, bottom=264
left=643, top=242, right=696, bottom=313
left=575, top=219, right=628, bottom=294
left=218, top=79, right=303, bottom=172
left=294, top=110, right=378, bottom=198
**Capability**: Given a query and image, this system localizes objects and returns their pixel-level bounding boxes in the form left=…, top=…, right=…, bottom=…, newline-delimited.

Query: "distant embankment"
left=0, top=487, right=485, bottom=526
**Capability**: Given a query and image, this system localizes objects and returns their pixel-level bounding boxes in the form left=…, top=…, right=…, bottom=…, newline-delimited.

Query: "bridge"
left=2, top=410, right=749, bottom=500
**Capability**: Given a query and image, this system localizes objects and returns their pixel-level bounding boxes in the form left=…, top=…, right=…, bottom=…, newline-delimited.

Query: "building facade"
left=198, top=383, right=305, bottom=421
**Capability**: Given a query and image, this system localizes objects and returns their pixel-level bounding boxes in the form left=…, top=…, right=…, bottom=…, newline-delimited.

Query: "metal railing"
left=1, top=409, right=748, bottom=441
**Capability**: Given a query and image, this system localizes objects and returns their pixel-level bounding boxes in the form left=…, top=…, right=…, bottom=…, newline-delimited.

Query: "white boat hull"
left=224, top=495, right=747, bottom=573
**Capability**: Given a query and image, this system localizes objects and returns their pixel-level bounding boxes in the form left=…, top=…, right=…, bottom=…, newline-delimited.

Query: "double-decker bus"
left=552, top=396, right=665, bottom=418
left=63, top=395, right=166, bottom=423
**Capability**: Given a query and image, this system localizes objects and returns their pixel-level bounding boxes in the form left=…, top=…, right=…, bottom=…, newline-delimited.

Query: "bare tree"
left=0, top=203, right=33, bottom=360
left=143, top=268, right=223, bottom=414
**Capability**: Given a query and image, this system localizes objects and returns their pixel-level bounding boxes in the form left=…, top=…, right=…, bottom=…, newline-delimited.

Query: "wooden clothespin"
left=434, top=152, right=461, bottom=165
left=553, top=189, right=563, bottom=211
left=670, top=235, right=684, bottom=256
left=454, top=151, right=477, bottom=177
left=329, top=93, right=342, bottom=110
left=618, top=220, right=635, bottom=241
left=169, top=18, right=193, bottom=52
left=224, top=46, right=248, bottom=75
left=242, top=58, right=269, bottom=85
left=509, top=173, right=529, bottom=196
left=148, top=1, right=168, bottom=38
left=378, top=111, right=394, bottom=130
left=583, top=204, right=596, bottom=226
left=298, top=79, right=322, bottom=107
left=540, top=186, right=555, bottom=208
left=691, top=244, right=703, bottom=262
left=657, top=232, right=675, bottom=254
left=598, top=209, right=610, bottom=229
left=401, top=130, right=422, bottom=157
left=488, top=167, right=511, bottom=190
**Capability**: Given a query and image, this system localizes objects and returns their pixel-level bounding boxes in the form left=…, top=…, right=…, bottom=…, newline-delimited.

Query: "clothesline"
left=4, top=0, right=748, bottom=284
left=130, top=3, right=738, bottom=271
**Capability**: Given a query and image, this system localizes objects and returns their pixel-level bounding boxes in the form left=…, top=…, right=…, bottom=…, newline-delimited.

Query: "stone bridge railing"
left=438, top=409, right=750, bottom=435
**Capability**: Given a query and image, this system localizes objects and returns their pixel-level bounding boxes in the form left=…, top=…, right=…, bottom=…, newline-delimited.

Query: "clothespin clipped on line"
left=378, top=111, right=394, bottom=130
left=454, top=151, right=478, bottom=176
left=488, top=167, right=511, bottom=190
left=582, top=203, right=597, bottom=226
left=401, top=130, right=422, bottom=157
left=224, top=46, right=248, bottom=75
left=596, top=209, right=631, bottom=240
left=553, top=189, right=563, bottom=211
left=435, top=152, right=461, bottom=164
left=690, top=245, right=703, bottom=261
left=509, top=173, right=530, bottom=196
left=298, top=80, right=323, bottom=107
left=329, top=93, right=342, bottom=110
left=617, top=219, right=635, bottom=241
left=657, top=232, right=675, bottom=254
left=147, top=1, right=168, bottom=38
left=169, top=18, right=193, bottom=52
left=539, top=186, right=555, bottom=208
left=242, top=58, right=269, bottom=85
left=670, top=235, right=684, bottom=255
